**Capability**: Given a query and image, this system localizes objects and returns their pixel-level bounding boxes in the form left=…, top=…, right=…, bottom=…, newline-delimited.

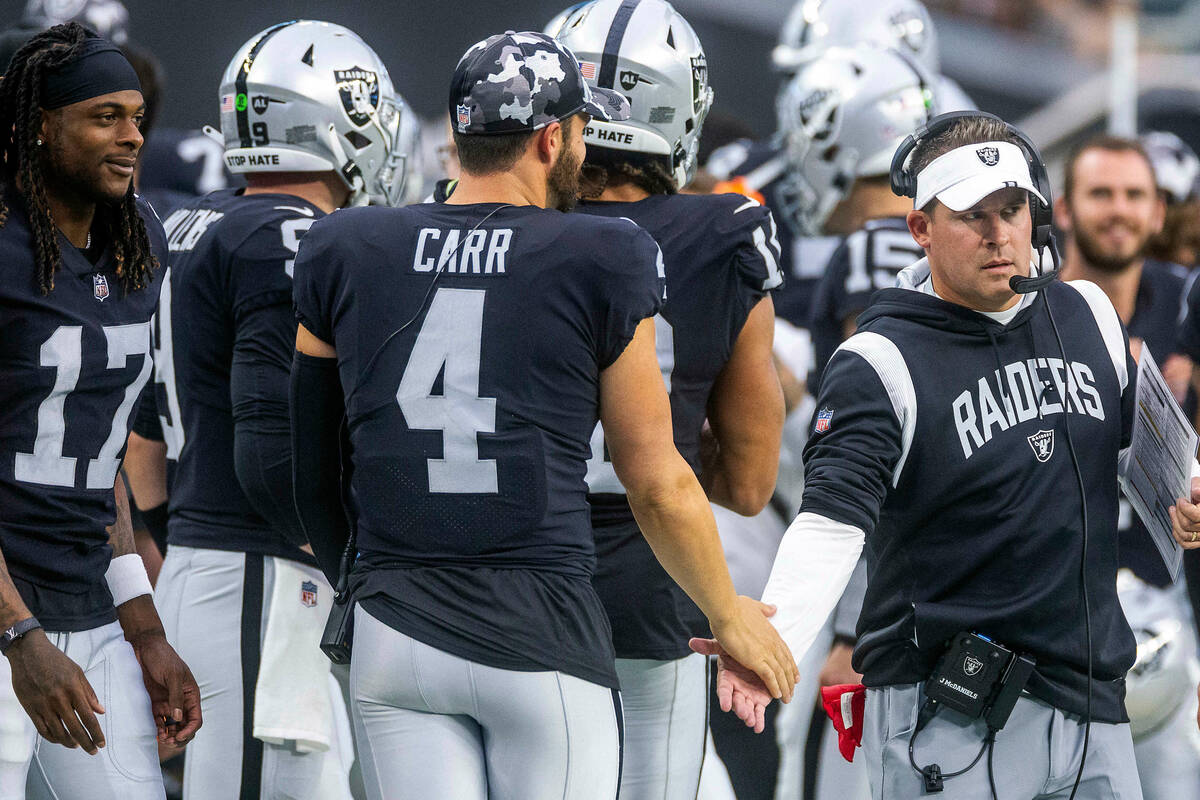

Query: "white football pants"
left=0, top=620, right=164, bottom=800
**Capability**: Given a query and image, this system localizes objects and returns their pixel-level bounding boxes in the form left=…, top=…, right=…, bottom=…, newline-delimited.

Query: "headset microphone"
left=1009, top=236, right=1062, bottom=295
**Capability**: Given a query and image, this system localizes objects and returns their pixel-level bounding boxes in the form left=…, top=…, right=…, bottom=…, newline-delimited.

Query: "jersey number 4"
left=15, top=323, right=152, bottom=489
left=396, top=288, right=498, bottom=494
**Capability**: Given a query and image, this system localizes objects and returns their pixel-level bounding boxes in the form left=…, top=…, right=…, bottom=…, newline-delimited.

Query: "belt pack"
left=925, top=632, right=1036, bottom=731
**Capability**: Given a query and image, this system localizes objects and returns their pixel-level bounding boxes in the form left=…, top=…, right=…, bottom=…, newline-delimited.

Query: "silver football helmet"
left=1117, top=570, right=1199, bottom=740
left=24, top=0, right=129, bottom=43
left=772, top=0, right=939, bottom=76
left=554, top=0, right=713, bottom=189
left=216, top=20, right=410, bottom=207
left=543, top=1, right=594, bottom=37
left=1140, top=130, right=1200, bottom=205
left=776, top=44, right=936, bottom=235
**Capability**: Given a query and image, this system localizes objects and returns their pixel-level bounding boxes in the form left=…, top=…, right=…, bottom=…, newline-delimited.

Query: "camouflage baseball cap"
left=450, top=30, right=630, bottom=135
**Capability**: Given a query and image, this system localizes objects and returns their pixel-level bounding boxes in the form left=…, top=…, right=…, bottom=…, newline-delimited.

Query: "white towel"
left=253, top=557, right=335, bottom=753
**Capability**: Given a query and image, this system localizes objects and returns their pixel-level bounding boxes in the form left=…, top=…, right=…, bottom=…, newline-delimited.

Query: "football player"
left=0, top=24, right=200, bottom=799
left=147, top=20, right=410, bottom=799
left=554, top=2, right=785, bottom=797
left=290, top=30, right=796, bottom=800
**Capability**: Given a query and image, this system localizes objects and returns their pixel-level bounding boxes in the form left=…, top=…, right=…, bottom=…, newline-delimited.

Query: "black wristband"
left=0, top=617, right=42, bottom=655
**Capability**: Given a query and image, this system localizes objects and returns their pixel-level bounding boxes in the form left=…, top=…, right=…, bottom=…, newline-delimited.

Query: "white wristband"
left=106, top=554, right=152, bottom=607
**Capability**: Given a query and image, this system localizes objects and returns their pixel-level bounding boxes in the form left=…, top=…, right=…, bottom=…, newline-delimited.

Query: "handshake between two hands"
left=688, top=600, right=798, bottom=734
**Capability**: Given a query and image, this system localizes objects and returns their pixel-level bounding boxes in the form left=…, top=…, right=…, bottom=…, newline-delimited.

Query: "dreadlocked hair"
left=579, top=146, right=677, bottom=199
left=0, top=22, right=158, bottom=296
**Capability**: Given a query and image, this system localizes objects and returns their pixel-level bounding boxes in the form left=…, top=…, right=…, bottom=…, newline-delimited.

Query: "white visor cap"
left=914, top=141, right=1048, bottom=212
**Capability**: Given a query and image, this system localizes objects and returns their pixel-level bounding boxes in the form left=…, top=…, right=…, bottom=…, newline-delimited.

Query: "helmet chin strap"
left=321, top=123, right=369, bottom=207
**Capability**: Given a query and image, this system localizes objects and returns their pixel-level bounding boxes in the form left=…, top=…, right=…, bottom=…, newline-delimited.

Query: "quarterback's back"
left=294, top=201, right=664, bottom=566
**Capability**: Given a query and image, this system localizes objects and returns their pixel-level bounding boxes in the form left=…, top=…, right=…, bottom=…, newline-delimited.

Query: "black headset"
left=889, top=110, right=1055, bottom=253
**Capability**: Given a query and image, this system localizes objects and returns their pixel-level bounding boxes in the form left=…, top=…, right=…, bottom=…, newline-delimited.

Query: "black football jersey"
left=0, top=196, right=165, bottom=631
left=293, top=202, right=665, bottom=688
left=576, top=192, right=783, bottom=659
left=808, top=217, right=923, bottom=391
left=157, top=189, right=323, bottom=563
left=707, top=137, right=841, bottom=327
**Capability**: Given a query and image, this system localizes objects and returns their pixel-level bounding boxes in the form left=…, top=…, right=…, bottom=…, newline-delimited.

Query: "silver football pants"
left=350, top=604, right=622, bottom=800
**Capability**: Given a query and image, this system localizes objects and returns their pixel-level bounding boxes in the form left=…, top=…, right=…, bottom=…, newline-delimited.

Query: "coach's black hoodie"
left=802, top=260, right=1138, bottom=723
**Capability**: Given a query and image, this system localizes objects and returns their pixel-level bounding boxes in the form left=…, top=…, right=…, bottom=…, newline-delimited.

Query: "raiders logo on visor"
left=977, top=146, right=1000, bottom=166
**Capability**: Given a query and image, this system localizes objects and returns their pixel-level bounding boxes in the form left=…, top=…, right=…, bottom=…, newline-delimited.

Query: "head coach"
left=696, top=112, right=1200, bottom=799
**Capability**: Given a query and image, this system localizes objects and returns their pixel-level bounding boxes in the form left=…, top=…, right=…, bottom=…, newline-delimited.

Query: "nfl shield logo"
left=814, top=407, right=834, bottom=434
left=300, top=580, right=318, bottom=608
left=456, top=103, right=472, bottom=129
left=976, top=146, right=1000, bottom=166
left=1027, top=429, right=1054, bottom=462
left=92, top=274, right=109, bottom=302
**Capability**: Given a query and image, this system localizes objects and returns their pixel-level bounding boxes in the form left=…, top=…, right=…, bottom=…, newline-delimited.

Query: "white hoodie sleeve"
left=761, top=512, right=865, bottom=665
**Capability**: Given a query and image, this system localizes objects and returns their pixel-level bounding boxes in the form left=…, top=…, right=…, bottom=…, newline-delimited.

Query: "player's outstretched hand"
left=129, top=630, right=202, bottom=746
left=1169, top=476, right=1200, bottom=549
left=702, top=596, right=798, bottom=706
left=7, top=629, right=106, bottom=753
left=689, top=637, right=774, bottom=733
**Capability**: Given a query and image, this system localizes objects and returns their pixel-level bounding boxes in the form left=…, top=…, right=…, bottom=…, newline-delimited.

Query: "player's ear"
left=535, top=120, right=562, bottom=166
left=907, top=208, right=932, bottom=249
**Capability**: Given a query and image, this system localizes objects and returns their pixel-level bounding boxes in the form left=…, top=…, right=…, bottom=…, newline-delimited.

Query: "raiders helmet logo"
left=977, top=146, right=1000, bottom=166
left=334, top=66, right=380, bottom=127
left=963, top=655, right=984, bottom=677
left=1027, top=429, right=1054, bottom=462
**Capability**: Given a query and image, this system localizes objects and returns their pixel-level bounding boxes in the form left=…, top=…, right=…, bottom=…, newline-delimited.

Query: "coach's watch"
left=0, top=617, right=42, bottom=656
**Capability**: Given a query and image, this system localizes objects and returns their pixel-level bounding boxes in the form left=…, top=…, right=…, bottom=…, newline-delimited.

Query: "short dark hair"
left=910, top=115, right=1020, bottom=177
left=453, top=114, right=577, bottom=176
left=453, top=128, right=532, bottom=175
left=1062, top=134, right=1155, bottom=202
left=909, top=116, right=1022, bottom=213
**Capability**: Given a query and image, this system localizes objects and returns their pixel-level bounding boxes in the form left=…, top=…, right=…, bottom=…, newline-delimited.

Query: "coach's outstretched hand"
left=693, top=597, right=797, bottom=722
left=8, top=630, right=106, bottom=752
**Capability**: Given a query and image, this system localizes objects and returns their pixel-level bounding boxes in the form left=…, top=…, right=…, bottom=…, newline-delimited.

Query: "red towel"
left=820, top=683, right=866, bottom=762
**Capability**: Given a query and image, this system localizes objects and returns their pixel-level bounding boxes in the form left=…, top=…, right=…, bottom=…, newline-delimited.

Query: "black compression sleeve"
left=231, top=322, right=308, bottom=549
left=290, top=351, right=351, bottom=585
